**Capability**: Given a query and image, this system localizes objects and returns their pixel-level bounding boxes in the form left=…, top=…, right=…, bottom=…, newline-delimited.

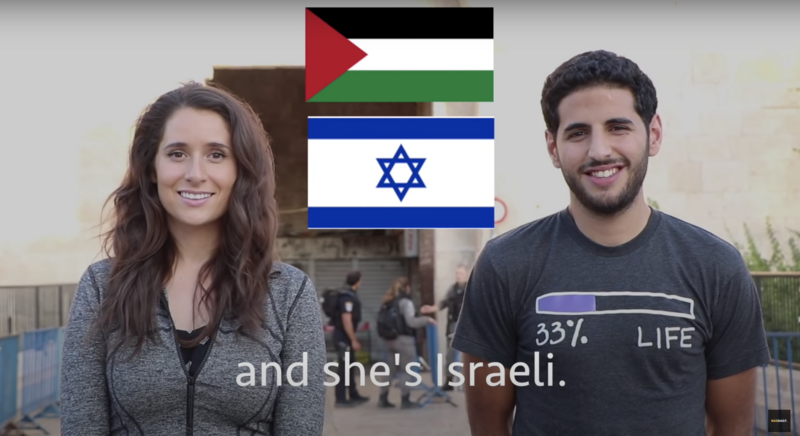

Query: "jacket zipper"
left=185, top=329, right=215, bottom=436
left=162, top=294, right=219, bottom=436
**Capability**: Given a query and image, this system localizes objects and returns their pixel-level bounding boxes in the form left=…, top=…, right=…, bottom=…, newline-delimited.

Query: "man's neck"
left=568, top=195, right=652, bottom=247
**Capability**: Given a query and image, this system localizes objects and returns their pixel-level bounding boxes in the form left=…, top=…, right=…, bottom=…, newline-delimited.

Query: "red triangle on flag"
left=305, top=9, right=368, bottom=101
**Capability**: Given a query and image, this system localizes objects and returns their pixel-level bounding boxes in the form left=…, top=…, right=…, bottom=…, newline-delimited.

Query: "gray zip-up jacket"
left=60, top=258, right=327, bottom=436
left=398, top=298, right=431, bottom=330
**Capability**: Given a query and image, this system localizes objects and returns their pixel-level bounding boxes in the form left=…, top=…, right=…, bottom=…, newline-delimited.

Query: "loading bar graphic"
left=535, top=292, right=696, bottom=320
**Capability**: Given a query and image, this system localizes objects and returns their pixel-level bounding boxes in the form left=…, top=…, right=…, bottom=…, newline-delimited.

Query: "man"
left=332, top=271, right=369, bottom=407
left=421, top=264, right=469, bottom=390
left=451, top=50, right=770, bottom=436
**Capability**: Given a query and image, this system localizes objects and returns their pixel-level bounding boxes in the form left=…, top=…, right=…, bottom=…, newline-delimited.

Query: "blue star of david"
left=376, top=144, right=426, bottom=202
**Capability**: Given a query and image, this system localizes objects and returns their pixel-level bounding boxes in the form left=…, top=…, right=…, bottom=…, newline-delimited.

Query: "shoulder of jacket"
left=267, top=261, right=313, bottom=300
left=82, top=258, right=114, bottom=297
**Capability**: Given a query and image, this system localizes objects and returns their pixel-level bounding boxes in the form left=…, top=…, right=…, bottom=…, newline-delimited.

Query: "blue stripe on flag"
left=307, top=117, right=495, bottom=140
left=308, top=207, right=495, bottom=229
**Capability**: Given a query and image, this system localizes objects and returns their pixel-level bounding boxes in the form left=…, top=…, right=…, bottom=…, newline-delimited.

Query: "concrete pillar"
left=432, top=229, right=478, bottom=363
left=424, top=0, right=488, bottom=372
left=431, top=102, right=485, bottom=367
left=476, top=228, right=494, bottom=257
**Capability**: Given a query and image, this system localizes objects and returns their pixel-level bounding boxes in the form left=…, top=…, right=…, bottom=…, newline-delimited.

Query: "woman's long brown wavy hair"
left=93, top=82, right=279, bottom=357
left=381, top=277, right=411, bottom=305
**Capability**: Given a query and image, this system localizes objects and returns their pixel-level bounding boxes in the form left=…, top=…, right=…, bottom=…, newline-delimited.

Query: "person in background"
left=60, top=82, right=327, bottom=435
left=378, top=277, right=436, bottom=409
left=420, top=263, right=469, bottom=390
left=332, top=271, right=370, bottom=407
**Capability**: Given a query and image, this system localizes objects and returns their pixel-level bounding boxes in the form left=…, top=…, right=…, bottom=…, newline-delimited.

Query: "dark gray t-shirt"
left=451, top=208, right=770, bottom=436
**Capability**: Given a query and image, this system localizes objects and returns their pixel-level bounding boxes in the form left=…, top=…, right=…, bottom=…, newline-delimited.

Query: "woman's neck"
left=168, top=221, right=221, bottom=266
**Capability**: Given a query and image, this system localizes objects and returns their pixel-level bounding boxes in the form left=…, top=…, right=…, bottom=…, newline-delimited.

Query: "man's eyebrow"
left=563, top=118, right=635, bottom=133
left=606, top=117, right=634, bottom=126
left=163, top=142, right=230, bottom=150
left=563, top=122, right=590, bottom=133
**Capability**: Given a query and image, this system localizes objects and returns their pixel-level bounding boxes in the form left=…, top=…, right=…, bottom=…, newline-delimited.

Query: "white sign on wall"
left=403, top=229, right=418, bottom=257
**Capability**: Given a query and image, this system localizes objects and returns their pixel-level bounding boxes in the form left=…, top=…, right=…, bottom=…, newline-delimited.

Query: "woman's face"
left=154, top=107, right=237, bottom=230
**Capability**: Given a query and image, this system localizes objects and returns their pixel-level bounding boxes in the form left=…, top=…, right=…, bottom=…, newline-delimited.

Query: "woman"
left=60, top=82, right=326, bottom=435
left=377, top=277, right=436, bottom=409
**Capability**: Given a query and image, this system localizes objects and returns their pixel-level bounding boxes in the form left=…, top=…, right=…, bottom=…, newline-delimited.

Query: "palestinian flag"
left=305, top=7, right=494, bottom=103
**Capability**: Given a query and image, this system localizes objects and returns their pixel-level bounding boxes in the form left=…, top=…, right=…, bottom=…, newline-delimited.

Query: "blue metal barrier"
left=17, top=327, right=62, bottom=434
left=413, top=324, right=457, bottom=407
left=754, top=332, right=800, bottom=436
left=452, top=348, right=464, bottom=392
left=56, top=328, right=64, bottom=402
left=0, top=334, right=20, bottom=427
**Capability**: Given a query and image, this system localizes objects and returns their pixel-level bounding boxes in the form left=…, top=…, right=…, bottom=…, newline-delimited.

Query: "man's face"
left=456, top=267, right=468, bottom=285
left=546, top=86, right=661, bottom=216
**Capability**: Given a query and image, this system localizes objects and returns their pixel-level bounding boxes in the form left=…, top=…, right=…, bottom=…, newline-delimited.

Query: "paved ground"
left=11, top=381, right=780, bottom=436
left=10, top=370, right=470, bottom=436
left=322, top=371, right=470, bottom=436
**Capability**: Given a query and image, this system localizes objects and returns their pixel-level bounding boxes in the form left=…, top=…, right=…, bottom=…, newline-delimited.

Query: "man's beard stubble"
left=562, top=140, right=650, bottom=217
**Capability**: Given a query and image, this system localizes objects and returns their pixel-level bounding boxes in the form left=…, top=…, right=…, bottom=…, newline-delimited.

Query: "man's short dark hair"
left=345, top=271, right=362, bottom=286
left=540, top=50, right=658, bottom=135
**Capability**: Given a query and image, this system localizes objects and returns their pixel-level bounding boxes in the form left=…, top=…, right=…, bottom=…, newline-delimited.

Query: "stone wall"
left=483, top=3, right=800, bottom=262
left=649, top=51, right=800, bottom=253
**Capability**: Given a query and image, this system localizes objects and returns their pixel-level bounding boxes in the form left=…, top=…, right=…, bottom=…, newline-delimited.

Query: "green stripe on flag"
left=308, top=71, right=494, bottom=102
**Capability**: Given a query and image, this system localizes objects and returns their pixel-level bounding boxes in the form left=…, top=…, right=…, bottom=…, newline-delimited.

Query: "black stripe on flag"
left=307, top=7, right=493, bottom=40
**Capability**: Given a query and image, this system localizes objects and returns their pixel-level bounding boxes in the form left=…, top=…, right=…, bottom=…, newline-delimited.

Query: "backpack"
left=376, top=298, right=408, bottom=340
left=321, top=288, right=342, bottom=320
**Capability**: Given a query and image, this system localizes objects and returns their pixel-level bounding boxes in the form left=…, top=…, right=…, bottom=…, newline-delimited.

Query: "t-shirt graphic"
left=534, top=291, right=697, bottom=350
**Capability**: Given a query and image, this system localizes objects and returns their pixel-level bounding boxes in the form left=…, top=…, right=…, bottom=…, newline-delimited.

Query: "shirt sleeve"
left=60, top=264, right=111, bottom=435
left=438, top=287, right=453, bottom=310
left=705, top=262, right=771, bottom=380
left=400, top=298, right=430, bottom=329
left=273, top=276, right=326, bottom=435
left=451, top=242, right=518, bottom=368
left=337, top=294, right=355, bottom=315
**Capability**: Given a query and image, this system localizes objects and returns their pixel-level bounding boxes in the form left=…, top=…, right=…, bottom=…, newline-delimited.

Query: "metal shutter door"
left=309, top=259, right=355, bottom=325
left=311, top=260, right=354, bottom=296
left=355, top=259, right=409, bottom=362
left=311, top=260, right=355, bottom=362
